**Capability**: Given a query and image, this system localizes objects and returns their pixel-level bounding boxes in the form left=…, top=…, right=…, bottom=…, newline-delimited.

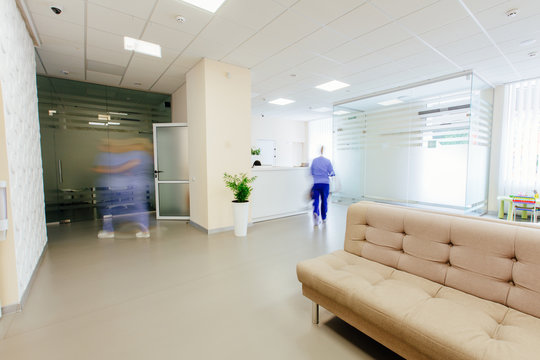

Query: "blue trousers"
left=312, top=183, right=329, bottom=220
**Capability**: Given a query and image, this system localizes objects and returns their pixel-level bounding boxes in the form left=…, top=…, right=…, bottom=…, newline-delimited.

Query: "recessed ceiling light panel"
left=316, top=80, right=350, bottom=92
left=333, top=110, right=350, bottom=115
left=124, top=36, right=162, bottom=58
left=181, top=0, right=227, bottom=13
left=377, top=99, right=404, bottom=106
left=269, top=98, right=295, bottom=105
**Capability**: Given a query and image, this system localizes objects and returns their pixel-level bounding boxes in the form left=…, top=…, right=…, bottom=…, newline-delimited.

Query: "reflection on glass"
left=37, top=75, right=171, bottom=223
left=332, top=72, right=494, bottom=214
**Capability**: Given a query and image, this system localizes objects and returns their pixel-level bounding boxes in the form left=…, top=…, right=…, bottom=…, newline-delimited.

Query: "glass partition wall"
left=37, top=76, right=171, bottom=223
left=332, top=71, right=494, bottom=215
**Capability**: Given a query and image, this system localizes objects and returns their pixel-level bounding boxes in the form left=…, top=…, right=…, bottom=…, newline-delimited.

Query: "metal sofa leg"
left=312, top=302, right=319, bottom=324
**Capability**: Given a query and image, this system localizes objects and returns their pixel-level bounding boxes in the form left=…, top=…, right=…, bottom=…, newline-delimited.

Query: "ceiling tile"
left=341, top=52, right=395, bottom=77
left=488, top=13, right=540, bottom=43
left=27, top=0, right=85, bottom=25
left=218, top=0, right=285, bottom=31
left=475, top=1, right=540, bottom=30
left=122, top=50, right=179, bottom=87
left=86, top=46, right=132, bottom=67
left=325, top=23, right=411, bottom=64
left=39, top=34, right=83, bottom=58
left=86, top=28, right=119, bottom=52
left=32, top=13, right=84, bottom=43
left=86, top=70, right=122, bottom=87
left=151, top=0, right=213, bottom=36
left=295, top=26, right=349, bottom=55
left=328, top=2, right=390, bottom=39
left=397, top=0, right=469, bottom=35
left=283, top=56, right=339, bottom=79
left=222, top=47, right=266, bottom=69
left=37, top=48, right=85, bottom=79
left=437, top=33, right=492, bottom=57
left=142, top=22, right=194, bottom=52
left=375, top=38, right=429, bottom=62
left=87, top=3, right=146, bottom=37
left=463, top=0, right=507, bottom=13
left=455, top=47, right=503, bottom=68
left=198, top=16, right=257, bottom=50
left=259, top=8, right=322, bottom=44
left=290, top=0, right=366, bottom=26
left=271, top=0, right=298, bottom=8
left=182, top=36, right=233, bottom=61
left=418, top=17, right=482, bottom=47
left=151, top=75, right=185, bottom=94
left=87, top=0, right=156, bottom=19
left=394, top=50, right=450, bottom=69
left=173, top=54, right=202, bottom=70
left=165, top=59, right=191, bottom=78
left=369, top=0, right=439, bottom=19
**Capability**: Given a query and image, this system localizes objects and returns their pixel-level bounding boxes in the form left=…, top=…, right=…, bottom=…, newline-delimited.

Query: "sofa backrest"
left=344, top=201, right=540, bottom=318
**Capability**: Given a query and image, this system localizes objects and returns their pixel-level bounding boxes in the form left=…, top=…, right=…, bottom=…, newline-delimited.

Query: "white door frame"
left=153, top=123, right=189, bottom=220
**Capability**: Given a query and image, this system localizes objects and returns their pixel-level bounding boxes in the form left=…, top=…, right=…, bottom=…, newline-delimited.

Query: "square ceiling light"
left=181, top=0, right=227, bottom=13
left=269, top=98, right=295, bottom=105
left=377, top=99, right=403, bottom=106
left=124, top=37, right=162, bottom=58
left=316, top=80, right=350, bottom=92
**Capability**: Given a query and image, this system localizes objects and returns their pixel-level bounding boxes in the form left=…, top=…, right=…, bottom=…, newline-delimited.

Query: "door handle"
left=58, top=160, right=63, bottom=184
left=154, top=170, right=163, bottom=173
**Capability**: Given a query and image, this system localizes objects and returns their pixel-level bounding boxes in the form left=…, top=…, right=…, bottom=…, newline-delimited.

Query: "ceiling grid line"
left=456, top=0, right=522, bottom=79
left=243, top=1, right=383, bottom=86
left=367, top=0, right=464, bottom=72
left=150, top=10, right=219, bottom=91
left=119, top=0, right=160, bottom=86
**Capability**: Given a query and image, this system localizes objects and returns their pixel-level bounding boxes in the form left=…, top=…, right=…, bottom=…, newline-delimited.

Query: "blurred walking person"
left=310, top=146, right=335, bottom=226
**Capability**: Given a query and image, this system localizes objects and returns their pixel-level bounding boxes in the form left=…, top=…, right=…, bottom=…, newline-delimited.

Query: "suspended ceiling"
left=26, top=0, right=540, bottom=121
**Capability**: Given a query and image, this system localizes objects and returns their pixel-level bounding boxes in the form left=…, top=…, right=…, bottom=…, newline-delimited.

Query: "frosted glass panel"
left=156, top=126, right=188, bottom=181
left=332, top=72, right=493, bottom=214
left=158, top=183, right=189, bottom=217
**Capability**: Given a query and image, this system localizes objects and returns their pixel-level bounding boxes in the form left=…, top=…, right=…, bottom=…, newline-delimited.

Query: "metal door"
left=153, top=123, right=189, bottom=219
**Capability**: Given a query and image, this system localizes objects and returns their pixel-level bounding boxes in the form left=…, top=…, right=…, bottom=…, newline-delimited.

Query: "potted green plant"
left=224, top=172, right=256, bottom=236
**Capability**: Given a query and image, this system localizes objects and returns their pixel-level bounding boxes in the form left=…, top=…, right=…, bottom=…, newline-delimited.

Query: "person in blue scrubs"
left=310, top=146, right=335, bottom=226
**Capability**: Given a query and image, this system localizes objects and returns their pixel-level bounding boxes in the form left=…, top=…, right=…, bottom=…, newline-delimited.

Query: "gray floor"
left=0, top=203, right=401, bottom=360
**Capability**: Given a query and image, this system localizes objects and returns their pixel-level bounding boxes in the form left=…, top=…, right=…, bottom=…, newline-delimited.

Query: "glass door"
left=153, top=124, right=189, bottom=219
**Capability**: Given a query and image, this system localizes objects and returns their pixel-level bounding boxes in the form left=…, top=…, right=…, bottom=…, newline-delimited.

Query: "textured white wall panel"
left=0, top=0, right=47, bottom=300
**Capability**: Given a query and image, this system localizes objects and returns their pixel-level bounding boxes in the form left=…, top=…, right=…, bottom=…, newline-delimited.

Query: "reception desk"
left=251, top=167, right=312, bottom=222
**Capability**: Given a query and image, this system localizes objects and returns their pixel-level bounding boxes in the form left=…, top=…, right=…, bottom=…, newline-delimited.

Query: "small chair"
left=511, top=196, right=537, bottom=223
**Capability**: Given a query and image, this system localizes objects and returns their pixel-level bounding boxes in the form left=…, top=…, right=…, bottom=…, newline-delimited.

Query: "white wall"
left=172, top=84, right=187, bottom=124
left=0, top=0, right=47, bottom=305
left=251, top=116, right=307, bottom=167
left=187, top=59, right=251, bottom=231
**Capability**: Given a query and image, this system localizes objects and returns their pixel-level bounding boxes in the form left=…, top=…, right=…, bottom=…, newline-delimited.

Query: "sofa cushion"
left=297, top=250, right=540, bottom=360
left=343, top=201, right=540, bottom=318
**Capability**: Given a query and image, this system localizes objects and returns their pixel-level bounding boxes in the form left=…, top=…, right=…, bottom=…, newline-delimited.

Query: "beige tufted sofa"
left=296, top=201, right=540, bottom=360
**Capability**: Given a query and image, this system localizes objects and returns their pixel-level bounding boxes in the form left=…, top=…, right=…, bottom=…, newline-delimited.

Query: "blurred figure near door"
left=93, top=137, right=153, bottom=238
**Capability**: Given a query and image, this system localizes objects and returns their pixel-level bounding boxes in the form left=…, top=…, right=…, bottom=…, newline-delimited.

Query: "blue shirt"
left=311, top=156, right=335, bottom=184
